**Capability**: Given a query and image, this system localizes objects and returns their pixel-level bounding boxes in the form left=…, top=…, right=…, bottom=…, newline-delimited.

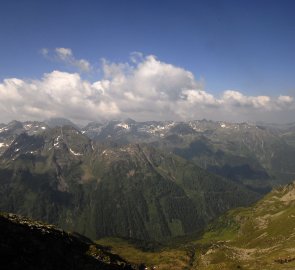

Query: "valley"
left=97, top=181, right=295, bottom=269
left=0, top=118, right=295, bottom=269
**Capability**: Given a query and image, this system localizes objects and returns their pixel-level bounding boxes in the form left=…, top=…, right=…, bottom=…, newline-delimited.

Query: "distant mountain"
left=44, top=117, right=80, bottom=129
left=80, top=119, right=295, bottom=187
left=0, top=120, right=48, bottom=155
left=0, top=212, right=136, bottom=270
left=2, top=118, right=295, bottom=189
left=81, top=120, right=176, bottom=143
left=279, top=123, right=295, bottom=147
left=0, top=125, right=259, bottom=241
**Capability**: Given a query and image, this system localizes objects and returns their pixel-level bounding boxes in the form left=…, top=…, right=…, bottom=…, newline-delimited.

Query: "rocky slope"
left=0, top=212, right=136, bottom=270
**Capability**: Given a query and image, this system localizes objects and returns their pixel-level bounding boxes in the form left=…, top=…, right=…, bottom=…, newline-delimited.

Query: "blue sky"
left=0, top=0, right=295, bottom=123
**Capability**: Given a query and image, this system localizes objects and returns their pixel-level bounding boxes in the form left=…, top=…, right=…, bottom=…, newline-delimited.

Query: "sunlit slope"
left=195, top=181, right=295, bottom=269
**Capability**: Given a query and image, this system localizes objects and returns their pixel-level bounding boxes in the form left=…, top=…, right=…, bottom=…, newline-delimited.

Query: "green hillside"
left=95, top=181, right=295, bottom=270
left=194, top=181, right=295, bottom=269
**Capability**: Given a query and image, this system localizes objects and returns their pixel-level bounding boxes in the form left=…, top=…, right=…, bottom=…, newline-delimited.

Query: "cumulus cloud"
left=0, top=71, right=119, bottom=123
left=41, top=47, right=92, bottom=72
left=221, top=91, right=273, bottom=109
left=0, top=53, right=294, bottom=124
left=278, top=95, right=293, bottom=104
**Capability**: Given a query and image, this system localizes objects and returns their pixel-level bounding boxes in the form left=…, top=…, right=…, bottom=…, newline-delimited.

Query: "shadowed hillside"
left=0, top=212, right=137, bottom=270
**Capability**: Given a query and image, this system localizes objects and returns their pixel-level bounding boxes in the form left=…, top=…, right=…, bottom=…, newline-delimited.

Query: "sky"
left=0, top=0, right=295, bottom=124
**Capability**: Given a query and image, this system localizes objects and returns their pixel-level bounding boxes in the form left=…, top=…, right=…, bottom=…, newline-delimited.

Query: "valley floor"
left=97, top=237, right=295, bottom=270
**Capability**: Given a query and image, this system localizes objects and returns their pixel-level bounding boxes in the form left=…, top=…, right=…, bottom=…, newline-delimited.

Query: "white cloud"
left=221, top=90, right=272, bottom=109
left=55, top=47, right=92, bottom=72
left=41, top=47, right=92, bottom=72
left=278, top=95, right=293, bottom=104
left=40, top=48, right=49, bottom=57
left=183, top=89, right=218, bottom=105
left=130, top=51, right=144, bottom=64
left=0, top=71, right=119, bottom=123
left=0, top=53, right=294, bottom=123
left=55, top=48, right=72, bottom=59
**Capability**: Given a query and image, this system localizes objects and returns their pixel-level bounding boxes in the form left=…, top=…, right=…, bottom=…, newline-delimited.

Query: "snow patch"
left=0, top=142, right=10, bottom=148
left=69, top=148, right=83, bottom=156
left=117, top=123, right=130, bottom=129
left=24, top=124, right=32, bottom=130
left=26, top=151, right=37, bottom=154
left=53, top=136, right=61, bottom=147
left=0, top=127, right=8, bottom=133
left=140, top=122, right=175, bottom=136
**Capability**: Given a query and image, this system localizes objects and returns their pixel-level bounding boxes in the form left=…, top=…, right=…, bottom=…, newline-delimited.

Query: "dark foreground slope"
left=0, top=212, right=136, bottom=270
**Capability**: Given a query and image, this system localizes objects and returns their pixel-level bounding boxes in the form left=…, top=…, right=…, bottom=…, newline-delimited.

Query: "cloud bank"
left=0, top=52, right=294, bottom=124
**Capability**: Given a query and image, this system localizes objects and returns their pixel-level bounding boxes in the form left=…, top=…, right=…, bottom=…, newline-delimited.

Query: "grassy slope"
left=96, top=237, right=191, bottom=270
left=194, top=181, right=295, bottom=270
left=96, top=182, right=295, bottom=270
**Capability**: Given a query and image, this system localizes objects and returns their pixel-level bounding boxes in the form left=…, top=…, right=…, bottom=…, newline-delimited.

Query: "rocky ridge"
left=0, top=212, right=138, bottom=270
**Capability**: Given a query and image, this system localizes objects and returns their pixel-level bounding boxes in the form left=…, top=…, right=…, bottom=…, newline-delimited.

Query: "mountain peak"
left=44, top=117, right=79, bottom=129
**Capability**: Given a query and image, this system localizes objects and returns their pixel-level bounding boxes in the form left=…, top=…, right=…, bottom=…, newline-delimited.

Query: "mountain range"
left=0, top=118, right=295, bottom=243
